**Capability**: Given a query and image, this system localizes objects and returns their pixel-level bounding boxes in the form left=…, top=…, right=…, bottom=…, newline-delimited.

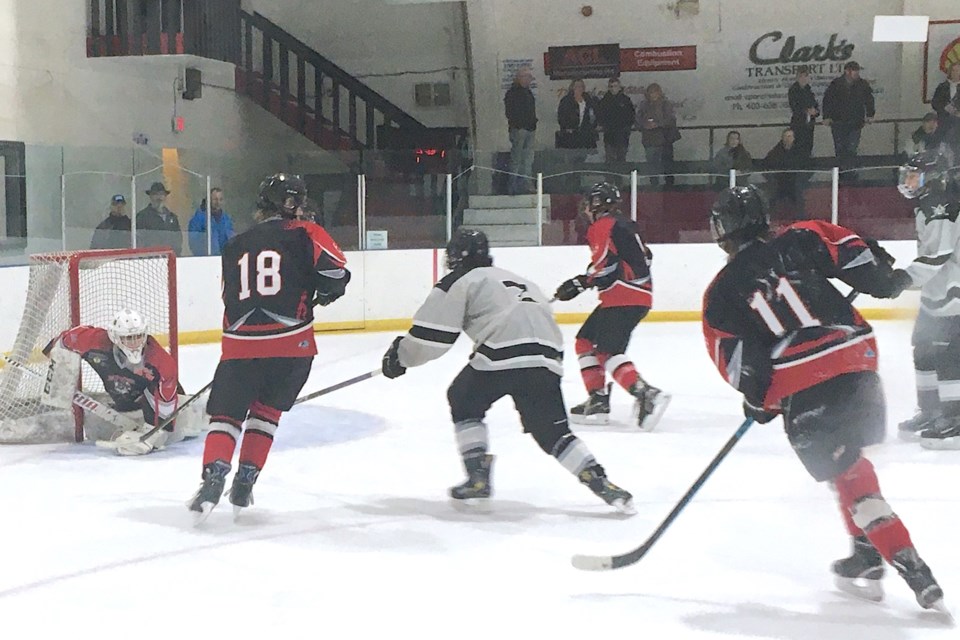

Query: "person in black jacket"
left=136, top=182, right=183, bottom=255
left=597, top=77, right=635, bottom=163
left=504, top=65, right=537, bottom=195
left=557, top=79, right=598, bottom=153
left=763, top=128, right=809, bottom=218
left=931, top=63, right=960, bottom=157
left=822, top=61, right=875, bottom=179
left=90, top=194, right=132, bottom=250
left=788, top=67, right=819, bottom=158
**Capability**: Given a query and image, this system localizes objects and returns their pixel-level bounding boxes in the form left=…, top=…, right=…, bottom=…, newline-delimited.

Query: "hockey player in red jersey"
left=703, top=185, right=944, bottom=611
left=554, top=182, right=669, bottom=430
left=188, top=173, right=350, bottom=523
left=43, top=308, right=180, bottom=455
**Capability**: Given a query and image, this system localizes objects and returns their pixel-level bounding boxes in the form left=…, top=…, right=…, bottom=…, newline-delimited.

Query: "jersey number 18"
left=237, top=250, right=282, bottom=300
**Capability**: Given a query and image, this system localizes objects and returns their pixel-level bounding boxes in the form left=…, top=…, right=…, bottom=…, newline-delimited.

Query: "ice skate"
left=631, top=382, right=670, bottom=432
left=449, top=454, right=494, bottom=503
left=832, top=536, right=885, bottom=602
left=891, top=547, right=945, bottom=611
left=918, top=415, right=960, bottom=450
left=570, top=384, right=611, bottom=425
left=898, top=411, right=940, bottom=442
left=187, top=459, right=231, bottom=525
left=228, top=462, right=260, bottom=518
left=578, top=465, right=635, bottom=514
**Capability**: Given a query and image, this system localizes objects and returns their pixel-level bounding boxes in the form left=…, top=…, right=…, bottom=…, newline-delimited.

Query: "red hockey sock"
left=834, top=457, right=914, bottom=562
left=606, top=353, right=640, bottom=391
left=238, top=417, right=279, bottom=469
left=202, top=431, right=237, bottom=467
left=576, top=338, right=606, bottom=393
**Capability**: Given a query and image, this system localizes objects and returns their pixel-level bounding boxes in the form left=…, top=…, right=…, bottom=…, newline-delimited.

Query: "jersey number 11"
left=748, top=276, right=820, bottom=336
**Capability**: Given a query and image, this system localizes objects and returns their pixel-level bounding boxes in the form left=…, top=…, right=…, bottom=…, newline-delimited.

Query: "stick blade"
left=571, top=554, right=614, bottom=571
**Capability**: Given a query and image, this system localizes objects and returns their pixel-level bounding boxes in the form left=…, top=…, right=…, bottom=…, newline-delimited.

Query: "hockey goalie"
left=42, top=309, right=205, bottom=455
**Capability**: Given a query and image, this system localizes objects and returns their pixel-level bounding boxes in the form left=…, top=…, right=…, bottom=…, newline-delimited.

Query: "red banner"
left=620, top=46, right=697, bottom=72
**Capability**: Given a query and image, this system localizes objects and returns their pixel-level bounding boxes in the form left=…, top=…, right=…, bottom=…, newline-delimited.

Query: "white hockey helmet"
left=108, top=308, right=148, bottom=364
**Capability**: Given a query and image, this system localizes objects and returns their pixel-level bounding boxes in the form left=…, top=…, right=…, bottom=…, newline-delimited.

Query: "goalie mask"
left=108, top=309, right=148, bottom=365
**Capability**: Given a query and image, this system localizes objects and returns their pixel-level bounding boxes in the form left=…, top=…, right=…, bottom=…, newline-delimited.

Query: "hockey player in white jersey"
left=380, top=228, right=635, bottom=513
left=893, top=150, right=960, bottom=449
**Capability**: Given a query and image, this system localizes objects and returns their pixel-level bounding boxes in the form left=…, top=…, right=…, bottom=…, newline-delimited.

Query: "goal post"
left=0, top=248, right=178, bottom=443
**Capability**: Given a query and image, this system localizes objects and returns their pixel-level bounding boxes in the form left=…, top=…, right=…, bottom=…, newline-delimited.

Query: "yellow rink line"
left=175, top=307, right=918, bottom=346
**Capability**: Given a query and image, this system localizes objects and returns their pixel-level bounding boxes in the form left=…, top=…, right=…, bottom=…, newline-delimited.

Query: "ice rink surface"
left=0, top=320, right=957, bottom=639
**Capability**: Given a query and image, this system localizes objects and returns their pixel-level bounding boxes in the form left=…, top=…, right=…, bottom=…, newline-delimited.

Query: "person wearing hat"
left=136, top=182, right=183, bottom=256
left=90, top=194, right=132, bottom=250
left=822, top=61, right=875, bottom=180
left=903, top=113, right=949, bottom=160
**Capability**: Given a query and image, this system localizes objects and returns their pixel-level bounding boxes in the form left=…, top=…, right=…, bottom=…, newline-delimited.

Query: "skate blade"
left=636, top=393, right=672, bottom=432
left=612, top=498, right=637, bottom=516
left=919, top=436, right=960, bottom=450
left=570, top=413, right=610, bottom=426
left=449, top=497, right=492, bottom=512
left=929, top=599, right=953, bottom=619
left=897, top=430, right=923, bottom=443
left=834, top=575, right=884, bottom=602
left=190, top=502, right=217, bottom=527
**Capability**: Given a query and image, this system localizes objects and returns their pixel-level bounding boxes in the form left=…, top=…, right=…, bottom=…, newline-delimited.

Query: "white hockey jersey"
left=905, top=192, right=960, bottom=317
left=397, top=266, right=564, bottom=375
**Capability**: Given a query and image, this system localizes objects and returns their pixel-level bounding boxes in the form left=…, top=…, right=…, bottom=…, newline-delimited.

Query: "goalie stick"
left=134, top=378, right=215, bottom=444
left=1, top=355, right=141, bottom=433
left=571, top=417, right=755, bottom=571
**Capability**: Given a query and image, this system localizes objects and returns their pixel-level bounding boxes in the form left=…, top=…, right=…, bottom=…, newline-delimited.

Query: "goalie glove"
left=554, top=275, right=591, bottom=302
left=114, top=427, right=170, bottom=456
left=381, top=336, right=407, bottom=379
left=41, top=343, right=82, bottom=409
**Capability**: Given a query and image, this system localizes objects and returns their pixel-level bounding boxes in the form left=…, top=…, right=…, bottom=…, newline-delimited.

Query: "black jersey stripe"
left=476, top=342, right=563, bottom=362
left=410, top=324, right=460, bottom=344
left=920, top=286, right=960, bottom=310
left=915, top=253, right=952, bottom=266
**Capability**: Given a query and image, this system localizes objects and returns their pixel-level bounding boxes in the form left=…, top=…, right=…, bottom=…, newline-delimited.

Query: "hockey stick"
left=1, top=354, right=142, bottom=432
left=571, top=417, right=755, bottom=571
left=293, top=369, right=381, bottom=406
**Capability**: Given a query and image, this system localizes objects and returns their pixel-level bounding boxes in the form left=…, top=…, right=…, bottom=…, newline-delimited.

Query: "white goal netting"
left=0, top=249, right=177, bottom=443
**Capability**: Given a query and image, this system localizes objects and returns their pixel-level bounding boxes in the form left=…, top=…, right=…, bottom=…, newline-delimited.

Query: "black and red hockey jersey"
left=702, top=221, right=901, bottom=410
left=220, top=216, right=349, bottom=360
left=585, top=214, right=653, bottom=308
left=50, top=326, right=178, bottom=421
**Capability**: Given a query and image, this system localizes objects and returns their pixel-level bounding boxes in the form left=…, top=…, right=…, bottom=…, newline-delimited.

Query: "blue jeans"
left=508, top=128, right=536, bottom=194
left=831, top=124, right=862, bottom=174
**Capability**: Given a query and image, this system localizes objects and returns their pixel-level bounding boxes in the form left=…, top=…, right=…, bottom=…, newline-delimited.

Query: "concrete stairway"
left=461, top=194, right=550, bottom=247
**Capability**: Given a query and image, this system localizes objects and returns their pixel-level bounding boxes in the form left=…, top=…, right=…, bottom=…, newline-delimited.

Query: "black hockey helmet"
left=584, top=182, right=621, bottom=221
left=257, top=173, right=307, bottom=217
left=446, top=228, right=492, bottom=271
left=709, top=185, right=769, bottom=253
left=898, top=149, right=949, bottom=199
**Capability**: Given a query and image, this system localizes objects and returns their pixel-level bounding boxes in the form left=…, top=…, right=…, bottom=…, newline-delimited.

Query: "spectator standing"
left=903, top=113, right=948, bottom=160
left=711, top=131, right=753, bottom=189
left=637, top=83, right=679, bottom=186
left=931, top=62, right=960, bottom=157
left=788, top=67, right=819, bottom=158
left=763, top=128, right=809, bottom=217
left=597, top=77, right=635, bottom=163
left=822, top=61, right=875, bottom=180
left=504, top=65, right=537, bottom=195
left=556, top=78, right=599, bottom=158
left=136, top=182, right=183, bottom=255
left=188, top=187, right=235, bottom=256
left=90, top=194, right=132, bottom=250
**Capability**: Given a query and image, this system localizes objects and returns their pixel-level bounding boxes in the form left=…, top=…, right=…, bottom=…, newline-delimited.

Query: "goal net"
left=0, top=248, right=177, bottom=443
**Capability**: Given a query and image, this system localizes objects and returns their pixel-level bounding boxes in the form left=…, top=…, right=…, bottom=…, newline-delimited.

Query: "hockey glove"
left=864, top=238, right=895, bottom=268
left=743, top=399, right=778, bottom=425
left=314, top=291, right=342, bottom=307
left=382, top=336, right=407, bottom=379
left=554, top=275, right=590, bottom=302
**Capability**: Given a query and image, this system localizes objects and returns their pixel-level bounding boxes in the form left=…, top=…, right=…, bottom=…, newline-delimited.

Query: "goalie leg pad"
left=42, top=344, right=81, bottom=409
